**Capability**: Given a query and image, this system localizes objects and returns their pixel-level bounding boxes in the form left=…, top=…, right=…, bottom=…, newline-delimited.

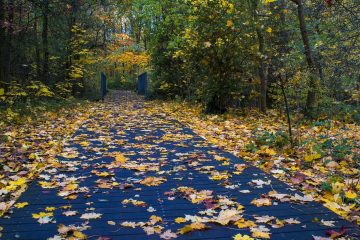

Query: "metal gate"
left=137, top=72, right=148, bottom=95
left=101, top=72, right=107, bottom=99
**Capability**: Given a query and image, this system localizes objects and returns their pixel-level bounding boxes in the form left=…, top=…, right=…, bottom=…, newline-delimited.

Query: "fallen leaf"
left=178, top=222, right=207, bottom=234
left=233, top=234, right=254, bottom=240
left=251, top=198, right=272, bottom=207
left=80, top=212, right=102, bottom=220
left=160, top=230, right=178, bottom=239
left=14, top=202, right=29, bottom=208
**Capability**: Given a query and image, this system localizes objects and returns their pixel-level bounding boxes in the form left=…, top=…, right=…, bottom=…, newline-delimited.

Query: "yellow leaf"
left=140, top=176, right=166, bottom=186
left=175, top=217, right=187, bottom=223
left=265, top=148, right=276, bottom=156
left=79, top=141, right=90, bottom=147
left=32, top=212, right=53, bottom=219
left=0, top=88, right=4, bottom=96
left=264, top=0, right=276, bottom=3
left=226, top=20, right=234, bottom=28
left=266, top=27, right=272, bottom=33
left=345, top=190, right=357, bottom=199
left=237, top=204, right=245, bottom=210
left=11, top=177, right=27, bottom=186
left=97, top=172, right=112, bottom=177
left=251, top=198, right=272, bottom=207
left=64, top=183, right=78, bottom=191
left=73, top=230, right=87, bottom=239
left=331, top=182, right=344, bottom=194
left=233, top=234, right=254, bottom=240
left=149, top=215, right=163, bottom=225
left=178, top=222, right=206, bottom=234
left=45, top=207, right=56, bottom=212
left=236, top=219, right=256, bottom=228
left=115, top=153, right=127, bottom=163
left=304, top=153, right=321, bottom=162
left=15, top=202, right=29, bottom=209
left=252, top=230, right=271, bottom=239
left=214, top=155, right=228, bottom=161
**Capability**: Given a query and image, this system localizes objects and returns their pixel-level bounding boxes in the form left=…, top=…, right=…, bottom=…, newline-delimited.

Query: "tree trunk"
left=42, top=0, right=49, bottom=84
left=256, top=28, right=268, bottom=113
left=34, top=16, right=41, bottom=81
left=314, top=21, right=325, bottom=83
left=292, top=0, right=319, bottom=117
left=280, top=78, right=294, bottom=147
left=250, top=0, right=268, bottom=113
left=0, top=0, right=6, bottom=90
left=4, top=1, right=14, bottom=89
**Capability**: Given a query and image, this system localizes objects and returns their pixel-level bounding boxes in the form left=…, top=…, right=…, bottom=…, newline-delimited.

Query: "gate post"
left=137, top=72, right=148, bottom=96
left=101, top=72, right=107, bottom=100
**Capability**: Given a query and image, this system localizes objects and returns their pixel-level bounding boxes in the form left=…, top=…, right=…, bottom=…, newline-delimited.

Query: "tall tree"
left=0, top=0, right=6, bottom=90
left=291, top=0, right=319, bottom=117
left=250, top=0, right=268, bottom=113
left=42, top=0, right=49, bottom=84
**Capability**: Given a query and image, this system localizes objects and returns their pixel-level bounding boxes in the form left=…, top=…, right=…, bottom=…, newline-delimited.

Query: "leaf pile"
left=0, top=102, right=94, bottom=215
left=150, top=101, right=360, bottom=224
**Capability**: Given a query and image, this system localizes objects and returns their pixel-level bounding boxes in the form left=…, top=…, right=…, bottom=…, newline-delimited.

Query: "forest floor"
left=0, top=91, right=359, bottom=239
left=0, top=100, right=95, bottom=215
left=151, top=101, right=360, bottom=224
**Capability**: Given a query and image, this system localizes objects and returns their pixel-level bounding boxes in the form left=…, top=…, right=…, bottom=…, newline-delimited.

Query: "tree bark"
left=34, top=15, right=41, bottom=81
left=257, top=28, right=268, bottom=113
left=280, top=77, right=294, bottom=147
left=0, top=0, right=6, bottom=89
left=292, top=0, right=319, bottom=117
left=250, top=0, right=268, bottom=113
left=42, top=0, right=49, bottom=84
left=3, top=1, right=14, bottom=89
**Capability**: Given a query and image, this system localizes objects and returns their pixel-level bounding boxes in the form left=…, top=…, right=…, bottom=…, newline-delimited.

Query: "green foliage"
left=107, top=75, right=136, bottom=90
left=254, top=131, right=290, bottom=148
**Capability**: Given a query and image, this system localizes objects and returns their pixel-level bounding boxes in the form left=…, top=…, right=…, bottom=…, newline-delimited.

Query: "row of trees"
left=130, top=0, right=358, bottom=118
left=0, top=0, right=149, bottom=110
left=0, top=0, right=358, bottom=121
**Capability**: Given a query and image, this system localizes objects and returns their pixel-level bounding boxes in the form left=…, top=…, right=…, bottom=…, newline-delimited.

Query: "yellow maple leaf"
left=226, top=20, right=234, bottom=28
left=214, top=155, right=228, bottom=161
left=304, top=153, right=322, bottom=162
left=233, top=234, right=254, bottom=240
left=149, top=215, right=163, bottom=225
left=45, top=207, right=56, bottom=212
left=252, top=230, right=271, bottom=239
left=251, top=198, right=272, bottom=207
left=63, top=183, right=78, bottom=191
left=235, top=218, right=257, bottom=229
left=73, top=230, right=87, bottom=239
left=11, top=177, right=27, bottom=186
left=331, top=182, right=344, bottom=194
left=115, top=153, right=127, bottom=163
left=211, top=174, right=228, bottom=181
left=178, top=222, right=206, bottom=234
left=79, top=141, right=90, bottom=147
left=140, top=176, right=166, bottom=186
left=345, top=190, right=357, bottom=199
left=32, top=212, right=53, bottom=219
left=175, top=217, right=187, bottom=223
left=15, top=202, right=29, bottom=209
left=96, top=172, right=112, bottom=177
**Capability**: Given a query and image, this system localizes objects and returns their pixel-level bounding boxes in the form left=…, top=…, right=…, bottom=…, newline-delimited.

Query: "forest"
left=0, top=0, right=359, bottom=239
left=0, top=0, right=359, bottom=119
